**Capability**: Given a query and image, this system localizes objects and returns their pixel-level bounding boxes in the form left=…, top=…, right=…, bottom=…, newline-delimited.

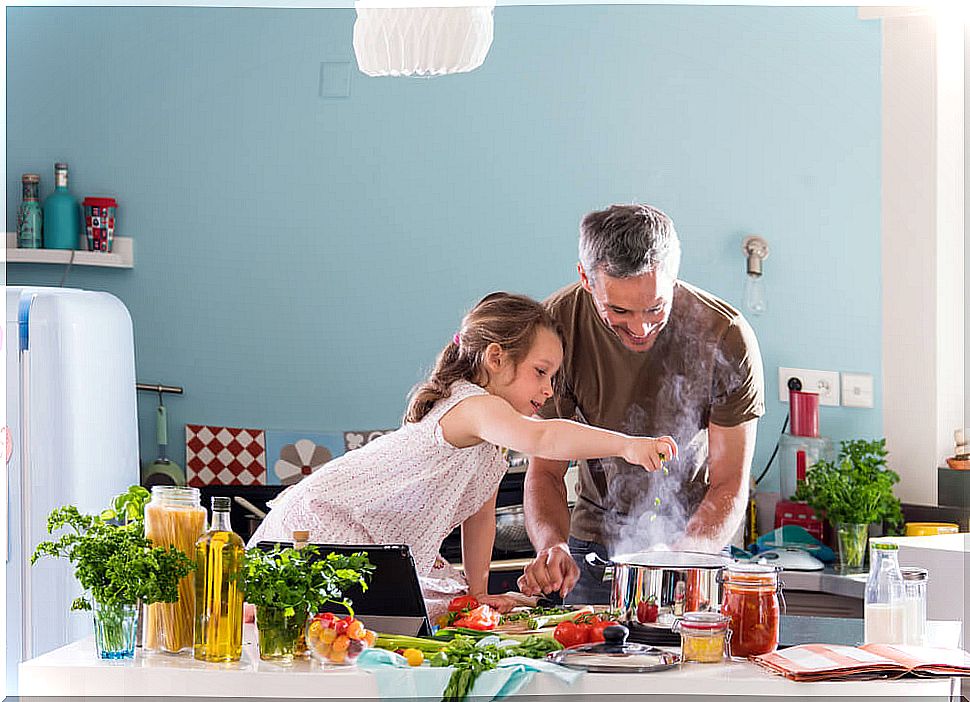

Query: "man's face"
left=579, top=264, right=676, bottom=352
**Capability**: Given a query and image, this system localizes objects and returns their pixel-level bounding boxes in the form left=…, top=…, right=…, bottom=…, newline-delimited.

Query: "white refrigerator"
left=5, top=287, right=140, bottom=695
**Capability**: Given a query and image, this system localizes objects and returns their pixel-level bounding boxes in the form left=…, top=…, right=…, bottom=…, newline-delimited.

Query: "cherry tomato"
left=402, top=648, right=425, bottom=666
left=447, top=595, right=480, bottom=613
left=637, top=600, right=659, bottom=624
left=334, top=617, right=351, bottom=635
left=554, top=621, right=589, bottom=648
left=314, top=612, right=338, bottom=628
left=347, top=619, right=366, bottom=640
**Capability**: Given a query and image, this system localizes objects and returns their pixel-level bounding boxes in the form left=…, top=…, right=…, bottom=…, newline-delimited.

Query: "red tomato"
left=554, top=621, right=589, bottom=648
left=314, top=612, right=338, bottom=628
left=334, top=617, right=351, bottom=635
left=452, top=604, right=500, bottom=630
left=447, top=595, right=480, bottom=613
left=637, top=600, right=659, bottom=624
left=589, top=619, right=620, bottom=643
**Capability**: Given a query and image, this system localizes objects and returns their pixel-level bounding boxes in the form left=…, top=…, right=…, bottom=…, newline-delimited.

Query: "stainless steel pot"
left=587, top=551, right=733, bottom=627
left=494, top=504, right=532, bottom=552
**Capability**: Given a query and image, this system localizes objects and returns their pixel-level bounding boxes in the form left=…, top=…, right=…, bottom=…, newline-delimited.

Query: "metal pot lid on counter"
left=546, top=625, right=680, bottom=673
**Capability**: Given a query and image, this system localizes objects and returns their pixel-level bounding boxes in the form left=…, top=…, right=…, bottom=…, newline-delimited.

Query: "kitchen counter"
left=19, top=625, right=961, bottom=699
left=779, top=567, right=867, bottom=599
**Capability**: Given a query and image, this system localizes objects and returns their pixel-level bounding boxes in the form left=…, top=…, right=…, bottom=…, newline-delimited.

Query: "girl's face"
left=486, top=326, right=563, bottom=416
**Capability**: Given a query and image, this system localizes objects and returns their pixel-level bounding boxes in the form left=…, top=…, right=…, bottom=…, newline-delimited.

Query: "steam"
left=596, top=335, right=746, bottom=557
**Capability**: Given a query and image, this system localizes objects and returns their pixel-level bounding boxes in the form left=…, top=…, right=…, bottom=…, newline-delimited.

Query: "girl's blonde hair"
left=404, top=292, right=562, bottom=423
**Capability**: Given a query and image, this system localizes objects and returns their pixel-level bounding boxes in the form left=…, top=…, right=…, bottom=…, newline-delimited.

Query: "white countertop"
left=18, top=626, right=960, bottom=699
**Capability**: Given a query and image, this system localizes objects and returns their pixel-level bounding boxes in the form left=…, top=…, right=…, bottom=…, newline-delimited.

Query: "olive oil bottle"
left=194, top=497, right=244, bottom=662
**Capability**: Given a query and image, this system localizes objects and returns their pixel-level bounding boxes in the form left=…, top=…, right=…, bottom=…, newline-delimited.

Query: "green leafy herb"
left=793, top=438, right=903, bottom=531
left=31, top=504, right=194, bottom=611
left=99, top=485, right=151, bottom=524
left=242, top=544, right=374, bottom=617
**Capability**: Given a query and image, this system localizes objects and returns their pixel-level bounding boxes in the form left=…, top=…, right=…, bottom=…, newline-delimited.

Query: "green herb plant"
left=243, top=544, right=374, bottom=618
left=793, top=438, right=904, bottom=530
left=99, top=485, right=151, bottom=524
left=32, top=504, right=195, bottom=611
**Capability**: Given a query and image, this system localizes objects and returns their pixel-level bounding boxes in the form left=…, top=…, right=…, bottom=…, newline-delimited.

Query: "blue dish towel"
left=357, top=648, right=583, bottom=700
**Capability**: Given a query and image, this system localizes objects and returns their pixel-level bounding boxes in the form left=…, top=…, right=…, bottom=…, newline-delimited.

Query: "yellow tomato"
left=402, top=648, right=425, bottom=667
left=332, top=634, right=350, bottom=652
left=321, top=627, right=337, bottom=644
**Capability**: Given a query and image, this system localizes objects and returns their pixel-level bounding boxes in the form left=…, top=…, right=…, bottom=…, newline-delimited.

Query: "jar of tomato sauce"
left=719, top=563, right=784, bottom=658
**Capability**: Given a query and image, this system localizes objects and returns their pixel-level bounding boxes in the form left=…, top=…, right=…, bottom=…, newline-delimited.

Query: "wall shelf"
left=6, top=233, right=134, bottom=268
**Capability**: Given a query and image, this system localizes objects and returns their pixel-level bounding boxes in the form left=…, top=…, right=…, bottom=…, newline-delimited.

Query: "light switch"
left=841, top=372, right=874, bottom=408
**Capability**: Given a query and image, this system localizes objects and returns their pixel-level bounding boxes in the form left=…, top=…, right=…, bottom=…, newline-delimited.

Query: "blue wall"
left=6, top=5, right=882, bottom=492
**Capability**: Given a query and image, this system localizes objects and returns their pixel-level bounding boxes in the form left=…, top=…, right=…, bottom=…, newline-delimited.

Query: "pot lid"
left=546, top=625, right=680, bottom=673
left=610, top=550, right=732, bottom=569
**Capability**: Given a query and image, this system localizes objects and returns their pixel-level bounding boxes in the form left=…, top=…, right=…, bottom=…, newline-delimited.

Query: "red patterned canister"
left=82, top=197, right=118, bottom=252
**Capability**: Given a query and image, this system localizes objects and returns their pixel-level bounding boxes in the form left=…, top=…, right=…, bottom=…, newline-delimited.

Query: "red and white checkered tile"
left=185, top=424, right=267, bottom=486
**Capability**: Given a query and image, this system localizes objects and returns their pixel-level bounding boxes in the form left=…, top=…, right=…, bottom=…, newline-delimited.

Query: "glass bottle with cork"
left=864, top=542, right=906, bottom=644
left=42, top=162, right=80, bottom=250
left=17, top=174, right=43, bottom=248
left=194, top=496, right=245, bottom=662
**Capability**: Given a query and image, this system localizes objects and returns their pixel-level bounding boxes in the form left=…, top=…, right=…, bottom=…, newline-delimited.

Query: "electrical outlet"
left=778, top=367, right=841, bottom=406
left=841, top=372, right=874, bottom=408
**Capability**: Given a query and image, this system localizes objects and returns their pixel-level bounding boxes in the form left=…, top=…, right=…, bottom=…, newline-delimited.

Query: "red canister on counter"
left=719, top=563, right=784, bottom=658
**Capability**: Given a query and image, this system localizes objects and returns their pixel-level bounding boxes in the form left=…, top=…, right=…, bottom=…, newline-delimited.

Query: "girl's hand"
left=624, top=436, right=678, bottom=472
left=472, top=593, right=532, bottom=614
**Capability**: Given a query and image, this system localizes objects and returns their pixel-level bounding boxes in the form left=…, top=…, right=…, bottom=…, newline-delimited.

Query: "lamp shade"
left=353, top=0, right=495, bottom=77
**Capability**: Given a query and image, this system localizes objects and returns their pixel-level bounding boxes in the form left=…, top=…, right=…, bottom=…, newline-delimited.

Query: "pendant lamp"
left=353, top=0, right=495, bottom=77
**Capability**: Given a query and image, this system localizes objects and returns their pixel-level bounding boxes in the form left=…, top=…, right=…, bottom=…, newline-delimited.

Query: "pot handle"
left=584, top=551, right=612, bottom=567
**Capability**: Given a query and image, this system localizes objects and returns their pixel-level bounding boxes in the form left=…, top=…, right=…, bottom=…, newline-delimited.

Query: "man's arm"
left=517, top=456, right=578, bottom=597
left=677, top=419, right=757, bottom=552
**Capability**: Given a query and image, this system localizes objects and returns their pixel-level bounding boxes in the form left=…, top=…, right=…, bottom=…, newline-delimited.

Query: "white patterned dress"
left=249, top=380, right=508, bottom=620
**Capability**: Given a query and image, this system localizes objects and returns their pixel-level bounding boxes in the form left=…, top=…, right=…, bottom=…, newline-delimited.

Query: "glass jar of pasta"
left=719, top=563, right=784, bottom=658
left=143, top=486, right=207, bottom=654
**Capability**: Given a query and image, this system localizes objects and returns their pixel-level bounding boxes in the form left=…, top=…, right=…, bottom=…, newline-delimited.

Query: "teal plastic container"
left=43, top=162, right=80, bottom=250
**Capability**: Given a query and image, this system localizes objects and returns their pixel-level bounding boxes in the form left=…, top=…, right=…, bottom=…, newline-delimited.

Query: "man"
left=518, top=203, right=765, bottom=604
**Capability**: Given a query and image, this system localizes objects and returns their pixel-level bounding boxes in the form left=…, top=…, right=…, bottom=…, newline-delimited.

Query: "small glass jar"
left=143, top=486, right=206, bottom=653
left=673, top=611, right=731, bottom=664
left=719, top=563, right=784, bottom=658
left=901, top=567, right=928, bottom=646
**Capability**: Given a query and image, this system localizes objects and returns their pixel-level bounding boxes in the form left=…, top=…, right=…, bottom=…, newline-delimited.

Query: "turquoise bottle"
left=43, top=162, right=80, bottom=250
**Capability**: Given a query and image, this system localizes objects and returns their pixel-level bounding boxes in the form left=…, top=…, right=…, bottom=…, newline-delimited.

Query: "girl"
left=249, top=292, right=676, bottom=617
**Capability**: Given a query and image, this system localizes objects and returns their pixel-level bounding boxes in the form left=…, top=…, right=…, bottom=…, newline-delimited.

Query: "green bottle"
left=43, top=162, right=80, bottom=250
left=17, top=174, right=43, bottom=249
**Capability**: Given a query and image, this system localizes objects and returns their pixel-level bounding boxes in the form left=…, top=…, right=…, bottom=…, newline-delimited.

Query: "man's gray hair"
left=579, top=203, right=681, bottom=282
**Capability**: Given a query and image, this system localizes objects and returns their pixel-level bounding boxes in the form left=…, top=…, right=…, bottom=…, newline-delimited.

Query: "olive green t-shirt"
left=538, top=281, right=765, bottom=552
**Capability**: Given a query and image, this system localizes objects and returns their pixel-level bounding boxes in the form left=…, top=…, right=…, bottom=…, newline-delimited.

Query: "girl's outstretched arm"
left=441, top=394, right=678, bottom=472
left=460, top=490, right=497, bottom=600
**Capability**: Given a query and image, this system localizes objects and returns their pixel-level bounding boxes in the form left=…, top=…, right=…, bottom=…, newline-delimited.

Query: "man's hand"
left=517, top=542, right=579, bottom=597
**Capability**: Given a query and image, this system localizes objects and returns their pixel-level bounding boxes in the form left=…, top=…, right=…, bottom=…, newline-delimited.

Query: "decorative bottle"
left=864, top=542, right=906, bottom=644
left=194, top=496, right=245, bottom=662
left=17, top=174, right=43, bottom=248
left=42, top=162, right=80, bottom=250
